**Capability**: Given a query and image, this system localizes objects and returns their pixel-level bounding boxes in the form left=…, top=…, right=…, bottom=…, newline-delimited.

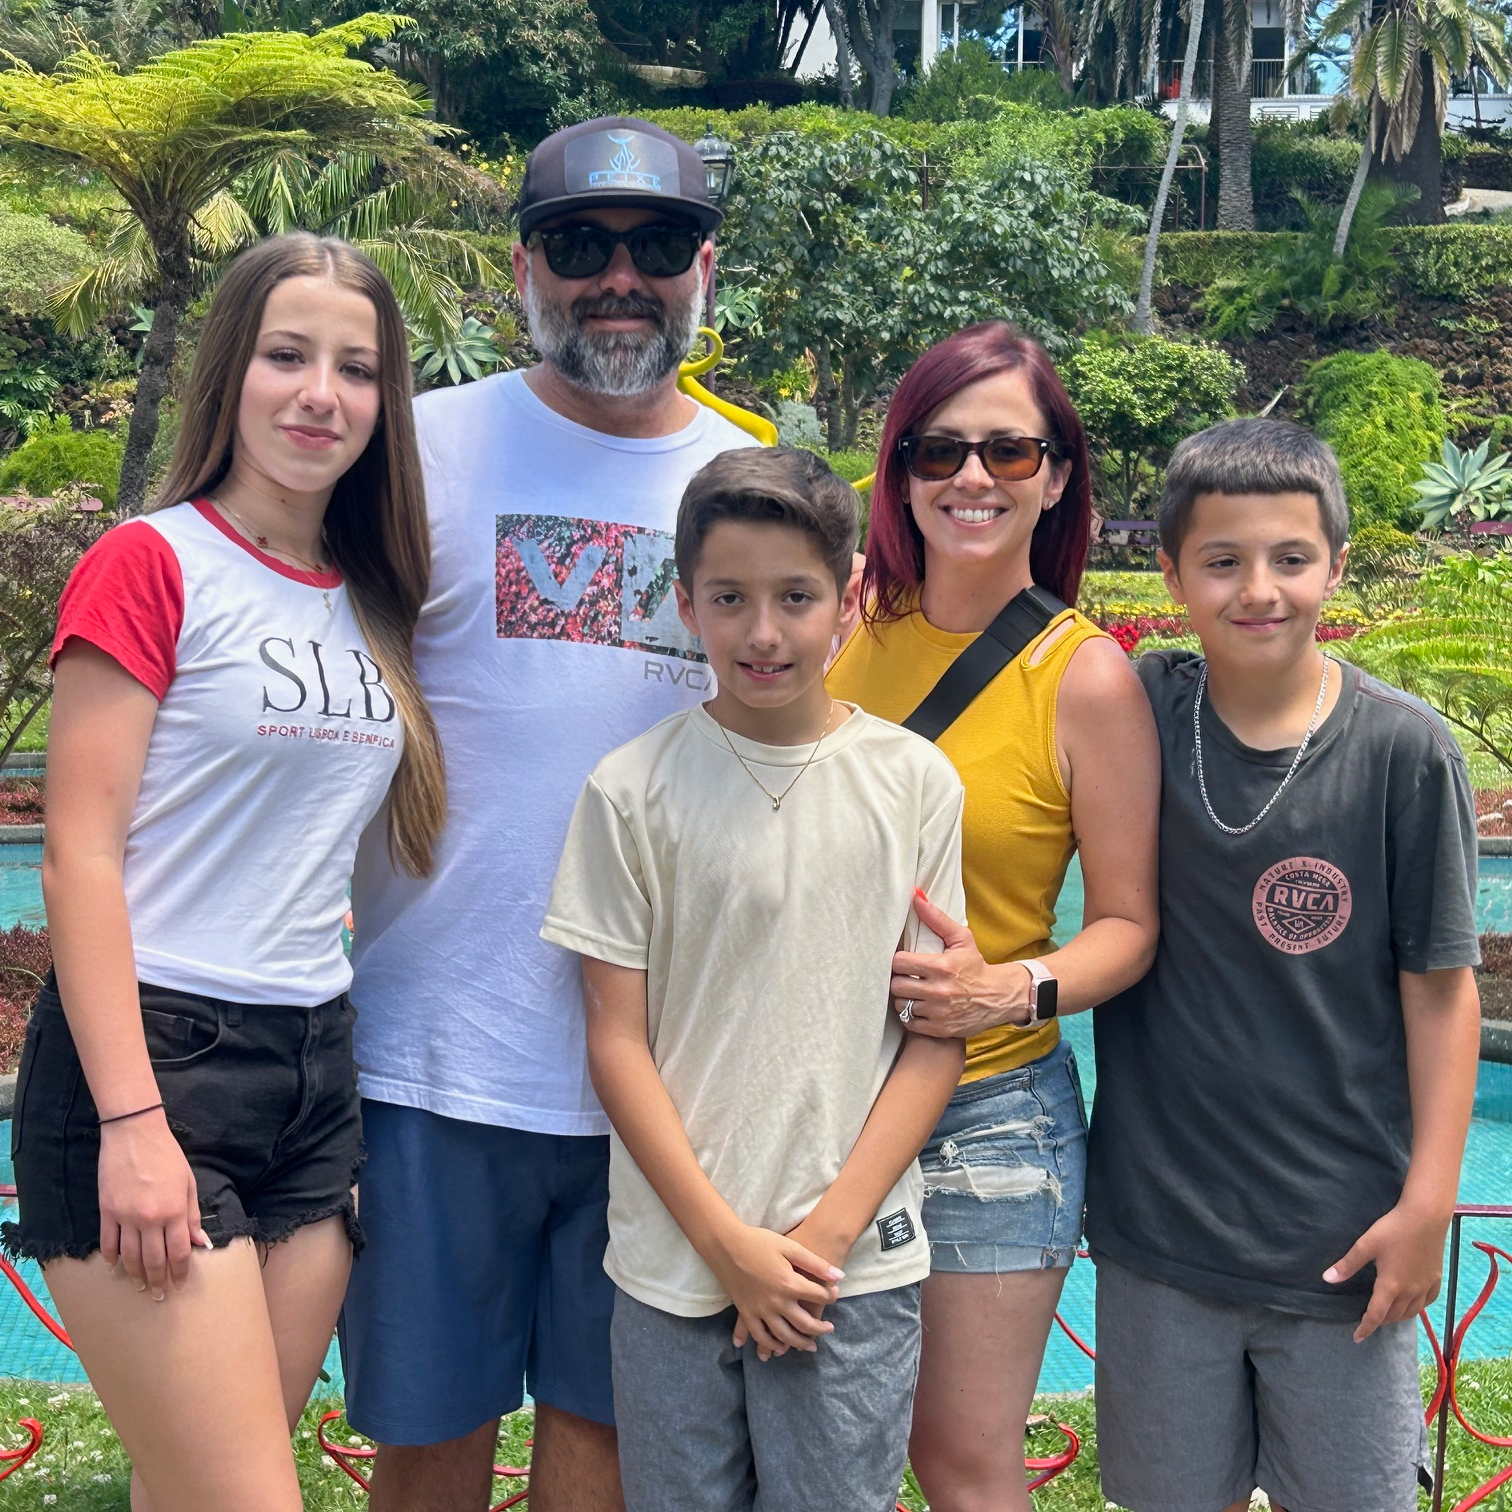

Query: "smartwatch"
left=1021, top=958, right=1059, bottom=1022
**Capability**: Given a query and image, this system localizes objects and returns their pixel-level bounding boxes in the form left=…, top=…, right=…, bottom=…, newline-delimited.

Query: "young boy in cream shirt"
left=542, top=447, right=966, bottom=1511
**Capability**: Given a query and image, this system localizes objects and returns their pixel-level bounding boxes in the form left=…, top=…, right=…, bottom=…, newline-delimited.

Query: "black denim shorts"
left=2, top=974, right=365, bottom=1264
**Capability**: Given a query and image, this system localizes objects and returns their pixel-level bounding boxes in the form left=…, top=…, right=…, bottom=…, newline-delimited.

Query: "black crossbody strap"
left=901, top=585, right=1069, bottom=743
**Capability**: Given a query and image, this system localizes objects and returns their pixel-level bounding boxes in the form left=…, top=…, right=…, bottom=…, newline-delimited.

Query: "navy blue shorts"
left=338, top=1100, right=616, bottom=1445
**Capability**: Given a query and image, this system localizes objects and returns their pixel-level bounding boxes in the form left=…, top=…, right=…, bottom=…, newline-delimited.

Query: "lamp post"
left=692, top=123, right=736, bottom=206
left=691, top=124, right=735, bottom=326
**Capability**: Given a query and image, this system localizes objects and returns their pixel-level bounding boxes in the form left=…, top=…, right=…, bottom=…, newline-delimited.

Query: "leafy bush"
left=1489, top=416, right=1512, bottom=456
left=1198, top=185, right=1403, bottom=337
left=1299, top=351, right=1447, bottom=527
left=0, top=416, right=125, bottom=507
left=821, top=449, right=877, bottom=484
left=716, top=128, right=1136, bottom=449
left=0, top=210, right=95, bottom=315
left=1343, top=547, right=1512, bottom=778
left=1396, top=224, right=1512, bottom=298
left=896, top=39, right=1068, bottom=121
left=1250, top=124, right=1361, bottom=228
left=1155, top=222, right=1512, bottom=299
left=776, top=401, right=824, bottom=449
left=1062, top=333, right=1243, bottom=516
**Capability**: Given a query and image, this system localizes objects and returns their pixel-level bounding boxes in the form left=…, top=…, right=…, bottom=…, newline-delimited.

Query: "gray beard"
left=524, top=269, right=705, bottom=398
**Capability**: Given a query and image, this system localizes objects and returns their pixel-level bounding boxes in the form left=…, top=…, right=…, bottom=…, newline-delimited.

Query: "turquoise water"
left=0, top=844, right=44, bottom=930
left=2, top=852, right=1510, bottom=1390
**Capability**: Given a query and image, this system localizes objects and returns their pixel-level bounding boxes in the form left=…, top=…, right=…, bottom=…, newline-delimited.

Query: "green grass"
left=4, top=1371, right=1506, bottom=1508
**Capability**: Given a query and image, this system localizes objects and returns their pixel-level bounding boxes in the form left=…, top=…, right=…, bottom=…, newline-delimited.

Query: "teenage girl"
left=2, top=232, right=445, bottom=1512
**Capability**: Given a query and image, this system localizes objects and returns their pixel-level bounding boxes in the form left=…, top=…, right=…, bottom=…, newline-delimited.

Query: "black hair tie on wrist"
left=98, top=1101, right=165, bottom=1126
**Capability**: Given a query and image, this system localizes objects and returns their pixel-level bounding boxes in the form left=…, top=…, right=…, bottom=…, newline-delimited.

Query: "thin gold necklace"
left=211, top=496, right=333, bottom=611
left=715, top=701, right=838, bottom=812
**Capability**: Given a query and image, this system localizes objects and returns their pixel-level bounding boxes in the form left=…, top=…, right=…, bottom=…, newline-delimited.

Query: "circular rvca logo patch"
left=1252, top=857, right=1352, bottom=954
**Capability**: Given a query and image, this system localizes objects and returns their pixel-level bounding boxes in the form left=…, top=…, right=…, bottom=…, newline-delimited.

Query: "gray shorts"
left=1093, top=1258, right=1427, bottom=1512
left=611, top=1284, right=921, bottom=1512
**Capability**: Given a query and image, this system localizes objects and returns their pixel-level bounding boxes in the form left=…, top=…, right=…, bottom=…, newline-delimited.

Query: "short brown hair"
left=675, top=447, right=860, bottom=594
left=1161, top=418, right=1349, bottom=563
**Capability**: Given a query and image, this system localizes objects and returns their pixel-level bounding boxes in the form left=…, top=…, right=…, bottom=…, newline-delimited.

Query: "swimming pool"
left=4, top=852, right=1511, bottom=1390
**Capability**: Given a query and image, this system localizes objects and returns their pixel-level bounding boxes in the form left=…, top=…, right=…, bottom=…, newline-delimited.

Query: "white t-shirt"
left=51, top=500, right=403, bottom=1005
left=349, top=370, right=759, bottom=1133
left=541, top=704, right=967, bottom=1316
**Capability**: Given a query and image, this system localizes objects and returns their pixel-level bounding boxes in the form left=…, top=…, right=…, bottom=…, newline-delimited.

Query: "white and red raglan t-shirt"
left=51, top=499, right=404, bottom=1006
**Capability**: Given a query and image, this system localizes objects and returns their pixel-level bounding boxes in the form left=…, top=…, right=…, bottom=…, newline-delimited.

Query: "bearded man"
left=340, top=118, right=757, bottom=1512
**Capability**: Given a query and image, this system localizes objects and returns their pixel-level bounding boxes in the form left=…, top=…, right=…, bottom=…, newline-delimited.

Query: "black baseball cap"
left=517, top=117, right=723, bottom=240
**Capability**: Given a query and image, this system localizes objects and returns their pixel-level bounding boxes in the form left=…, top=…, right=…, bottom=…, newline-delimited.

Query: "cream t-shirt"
left=541, top=703, right=967, bottom=1317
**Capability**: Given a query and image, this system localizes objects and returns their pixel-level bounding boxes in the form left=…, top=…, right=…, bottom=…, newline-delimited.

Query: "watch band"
left=1021, top=957, right=1059, bottom=1022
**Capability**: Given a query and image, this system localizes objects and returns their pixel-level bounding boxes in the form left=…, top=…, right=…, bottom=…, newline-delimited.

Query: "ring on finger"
left=898, top=999, right=917, bottom=1023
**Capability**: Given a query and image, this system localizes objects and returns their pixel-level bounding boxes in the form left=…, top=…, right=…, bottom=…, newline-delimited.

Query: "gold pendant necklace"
left=716, top=701, right=837, bottom=812
left=211, top=496, right=333, bottom=611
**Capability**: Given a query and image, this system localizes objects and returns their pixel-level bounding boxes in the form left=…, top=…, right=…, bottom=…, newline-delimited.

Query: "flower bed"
left=0, top=923, right=46, bottom=1073
left=0, top=779, right=44, bottom=824
left=1478, top=787, right=1511, bottom=838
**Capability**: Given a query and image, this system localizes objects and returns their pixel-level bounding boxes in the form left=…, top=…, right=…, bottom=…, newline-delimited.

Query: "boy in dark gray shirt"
left=1087, top=419, right=1482, bottom=1512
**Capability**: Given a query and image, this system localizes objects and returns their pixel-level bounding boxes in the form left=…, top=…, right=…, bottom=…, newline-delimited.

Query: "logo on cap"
left=589, top=131, right=662, bottom=192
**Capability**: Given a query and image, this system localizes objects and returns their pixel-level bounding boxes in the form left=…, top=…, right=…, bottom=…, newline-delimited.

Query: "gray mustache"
left=573, top=294, right=666, bottom=326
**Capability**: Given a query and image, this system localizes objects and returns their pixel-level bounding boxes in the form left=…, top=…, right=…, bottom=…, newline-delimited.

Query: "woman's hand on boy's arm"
left=580, top=956, right=841, bottom=1362
left=1325, top=964, right=1481, bottom=1342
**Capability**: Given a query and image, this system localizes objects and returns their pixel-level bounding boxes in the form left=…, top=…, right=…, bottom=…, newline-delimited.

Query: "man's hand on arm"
left=1324, top=964, right=1480, bottom=1341
left=581, top=956, right=842, bottom=1361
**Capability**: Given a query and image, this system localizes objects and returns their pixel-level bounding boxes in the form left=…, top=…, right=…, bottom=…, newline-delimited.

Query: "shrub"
left=1299, top=351, right=1447, bottom=527
left=1155, top=231, right=1293, bottom=289
left=0, top=923, right=48, bottom=1074
left=1250, top=124, right=1361, bottom=228
left=1396, top=224, right=1512, bottom=299
left=0, top=415, right=124, bottom=506
left=1062, top=333, right=1243, bottom=516
left=1483, top=933, right=1512, bottom=978
left=1198, top=185, right=1403, bottom=337
left=896, top=39, right=1069, bottom=121
left=822, top=449, right=878, bottom=484
left=0, top=210, right=95, bottom=316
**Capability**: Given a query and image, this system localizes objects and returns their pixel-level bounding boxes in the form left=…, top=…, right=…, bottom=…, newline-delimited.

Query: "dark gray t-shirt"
left=1086, top=650, right=1480, bottom=1319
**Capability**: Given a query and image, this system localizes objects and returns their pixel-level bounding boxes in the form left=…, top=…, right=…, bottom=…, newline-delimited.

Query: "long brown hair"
left=152, top=232, right=445, bottom=876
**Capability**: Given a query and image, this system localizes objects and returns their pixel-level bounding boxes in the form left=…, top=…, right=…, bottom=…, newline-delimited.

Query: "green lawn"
left=2, top=1371, right=1508, bottom=1509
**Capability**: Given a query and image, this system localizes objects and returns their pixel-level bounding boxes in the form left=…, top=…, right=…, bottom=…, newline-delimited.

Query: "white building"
left=788, top=1, right=1512, bottom=124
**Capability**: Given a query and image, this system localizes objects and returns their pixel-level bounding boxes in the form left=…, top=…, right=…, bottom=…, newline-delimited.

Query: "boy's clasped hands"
left=709, top=1212, right=848, bottom=1362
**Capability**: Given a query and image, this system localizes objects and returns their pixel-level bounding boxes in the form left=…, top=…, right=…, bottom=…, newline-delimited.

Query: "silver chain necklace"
left=1194, top=655, right=1332, bottom=836
left=716, top=702, right=837, bottom=812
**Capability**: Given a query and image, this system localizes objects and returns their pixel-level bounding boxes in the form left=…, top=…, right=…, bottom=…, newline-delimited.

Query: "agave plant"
left=411, top=315, right=504, bottom=386
left=1412, top=438, right=1512, bottom=529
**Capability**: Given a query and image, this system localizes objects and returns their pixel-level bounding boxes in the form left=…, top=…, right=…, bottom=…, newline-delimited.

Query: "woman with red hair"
left=828, top=322, right=1160, bottom=1511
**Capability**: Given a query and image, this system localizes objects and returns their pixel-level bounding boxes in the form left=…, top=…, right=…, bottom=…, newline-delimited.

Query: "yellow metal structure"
left=676, top=328, right=873, bottom=494
left=677, top=328, right=779, bottom=446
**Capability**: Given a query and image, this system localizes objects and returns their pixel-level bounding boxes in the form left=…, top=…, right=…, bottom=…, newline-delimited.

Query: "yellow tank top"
left=827, top=602, right=1108, bottom=1082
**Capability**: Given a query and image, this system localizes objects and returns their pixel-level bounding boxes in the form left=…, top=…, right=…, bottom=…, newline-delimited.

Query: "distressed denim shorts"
left=920, top=1036, right=1087, bottom=1274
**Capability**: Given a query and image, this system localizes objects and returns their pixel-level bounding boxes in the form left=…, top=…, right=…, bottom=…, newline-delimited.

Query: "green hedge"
left=1298, top=351, right=1445, bottom=527
left=1394, top=224, right=1512, bottom=298
left=1157, top=223, right=1512, bottom=297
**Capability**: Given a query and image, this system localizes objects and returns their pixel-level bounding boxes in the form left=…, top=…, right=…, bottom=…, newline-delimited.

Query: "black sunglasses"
left=530, top=222, right=705, bottom=280
left=897, top=433, right=1057, bottom=483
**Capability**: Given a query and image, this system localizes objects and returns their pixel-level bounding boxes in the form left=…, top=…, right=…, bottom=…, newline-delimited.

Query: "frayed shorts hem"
left=927, top=1238, right=1076, bottom=1274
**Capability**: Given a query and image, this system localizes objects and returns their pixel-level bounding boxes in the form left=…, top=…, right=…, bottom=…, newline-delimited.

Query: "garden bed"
left=0, top=779, right=43, bottom=825
left=1155, top=285, right=1512, bottom=429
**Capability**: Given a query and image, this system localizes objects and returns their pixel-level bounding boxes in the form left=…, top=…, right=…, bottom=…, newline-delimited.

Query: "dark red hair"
left=863, top=322, right=1093, bottom=625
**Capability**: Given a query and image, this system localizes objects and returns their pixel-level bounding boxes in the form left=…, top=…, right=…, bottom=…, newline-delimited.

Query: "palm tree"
left=1135, top=0, right=1206, bottom=331
left=0, top=15, right=451, bottom=513
left=1319, top=0, right=1512, bottom=251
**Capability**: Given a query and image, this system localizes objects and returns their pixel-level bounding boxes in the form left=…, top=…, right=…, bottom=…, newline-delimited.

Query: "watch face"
left=1033, top=978, right=1059, bottom=1021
